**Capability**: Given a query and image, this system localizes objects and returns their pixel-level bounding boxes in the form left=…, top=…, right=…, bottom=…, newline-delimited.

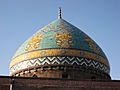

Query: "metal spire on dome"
left=58, top=7, right=62, bottom=19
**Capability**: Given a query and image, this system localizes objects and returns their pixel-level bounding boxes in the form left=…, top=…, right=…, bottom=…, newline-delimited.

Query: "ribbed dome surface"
left=10, top=19, right=110, bottom=76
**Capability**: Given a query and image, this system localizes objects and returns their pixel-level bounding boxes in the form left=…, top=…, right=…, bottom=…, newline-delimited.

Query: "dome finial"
left=58, top=7, right=62, bottom=19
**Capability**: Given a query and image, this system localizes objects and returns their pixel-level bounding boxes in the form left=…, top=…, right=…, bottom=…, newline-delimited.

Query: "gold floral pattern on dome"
left=10, top=49, right=109, bottom=68
left=25, top=34, right=43, bottom=51
left=84, top=35, right=101, bottom=54
left=41, top=23, right=56, bottom=33
left=55, top=33, right=72, bottom=48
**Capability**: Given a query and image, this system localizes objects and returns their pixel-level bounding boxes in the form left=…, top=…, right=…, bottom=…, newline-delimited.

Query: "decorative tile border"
left=10, top=56, right=110, bottom=75
left=10, top=49, right=109, bottom=68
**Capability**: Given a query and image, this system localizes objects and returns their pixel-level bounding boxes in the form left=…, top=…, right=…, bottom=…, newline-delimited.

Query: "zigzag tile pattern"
left=10, top=56, right=110, bottom=75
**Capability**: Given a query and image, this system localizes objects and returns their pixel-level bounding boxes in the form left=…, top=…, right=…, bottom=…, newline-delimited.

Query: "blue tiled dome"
left=10, top=18, right=110, bottom=76
left=13, top=19, right=107, bottom=58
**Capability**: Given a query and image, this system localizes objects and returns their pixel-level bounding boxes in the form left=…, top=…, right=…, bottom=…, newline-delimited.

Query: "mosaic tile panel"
left=10, top=56, right=110, bottom=75
left=10, top=49, right=109, bottom=68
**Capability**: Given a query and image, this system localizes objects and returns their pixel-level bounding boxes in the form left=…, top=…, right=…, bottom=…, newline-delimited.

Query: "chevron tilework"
left=10, top=56, right=109, bottom=75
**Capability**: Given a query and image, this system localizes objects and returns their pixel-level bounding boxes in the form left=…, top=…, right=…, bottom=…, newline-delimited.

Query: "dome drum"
left=12, top=64, right=111, bottom=80
left=10, top=55, right=110, bottom=80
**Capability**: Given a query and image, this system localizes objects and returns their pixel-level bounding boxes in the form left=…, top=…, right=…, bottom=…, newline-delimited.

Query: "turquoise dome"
left=14, top=19, right=107, bottom=59
left=10, top=18, right=110, bottom=75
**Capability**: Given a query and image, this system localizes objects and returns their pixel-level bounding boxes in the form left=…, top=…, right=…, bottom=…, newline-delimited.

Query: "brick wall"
left=0, top=76, right=120, bottom=90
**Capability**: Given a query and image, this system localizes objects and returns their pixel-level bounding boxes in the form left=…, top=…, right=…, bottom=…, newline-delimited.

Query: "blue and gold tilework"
left=10, top=18, right=110, bottom=75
